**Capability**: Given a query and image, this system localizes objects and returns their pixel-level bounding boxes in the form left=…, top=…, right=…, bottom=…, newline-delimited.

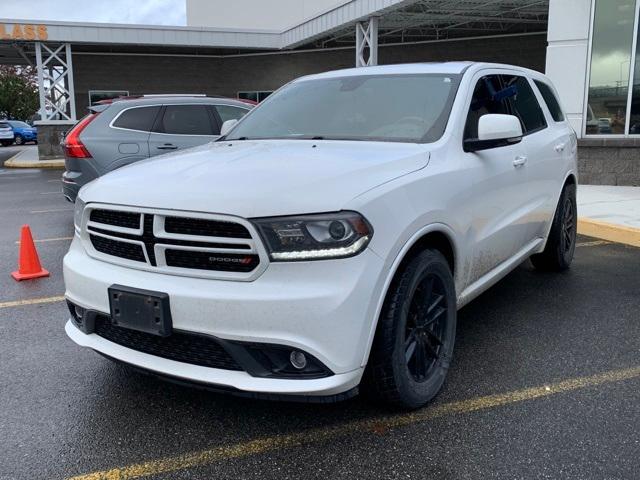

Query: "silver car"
left=0, top=121, right=15, bottom=146
left=62, top=95, right=252, bottom=202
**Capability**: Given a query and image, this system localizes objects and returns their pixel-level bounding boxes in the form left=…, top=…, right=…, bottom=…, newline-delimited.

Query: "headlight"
left=252, top=211, right=373, bottom=261
left=73, top=198, right=86, bottom=232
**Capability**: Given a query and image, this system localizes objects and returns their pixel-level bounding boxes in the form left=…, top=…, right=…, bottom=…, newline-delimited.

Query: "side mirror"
left=464, top=114, right=523, bottom=153
left=220, top=119, right=238, bottom=137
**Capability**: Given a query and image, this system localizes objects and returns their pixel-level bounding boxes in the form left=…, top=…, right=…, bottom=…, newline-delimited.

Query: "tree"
left=0, top=65, right=39, bottom=121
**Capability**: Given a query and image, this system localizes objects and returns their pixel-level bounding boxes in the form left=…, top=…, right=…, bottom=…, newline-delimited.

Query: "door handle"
left=513, top=156, right=528, bottom=167
left=554, top=143, right=566, bottom=153
left=157, top=144, right=177, bottom=150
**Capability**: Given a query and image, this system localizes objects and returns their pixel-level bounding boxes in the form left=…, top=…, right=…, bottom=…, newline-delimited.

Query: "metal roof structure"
left=0, top=0, right=548, bottom=57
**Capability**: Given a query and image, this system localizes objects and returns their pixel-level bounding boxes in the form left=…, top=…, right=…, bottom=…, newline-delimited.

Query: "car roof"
left=295, top=62, right=545, bottom=83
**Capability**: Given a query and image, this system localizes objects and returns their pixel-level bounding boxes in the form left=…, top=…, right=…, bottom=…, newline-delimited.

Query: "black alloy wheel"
left=364, top=249, right=457, bottom=409
left=531, top=182, right=577, bottom=272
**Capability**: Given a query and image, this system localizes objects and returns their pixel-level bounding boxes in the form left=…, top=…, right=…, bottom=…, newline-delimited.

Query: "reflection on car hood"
left=81, top=140, right=430, bottom=218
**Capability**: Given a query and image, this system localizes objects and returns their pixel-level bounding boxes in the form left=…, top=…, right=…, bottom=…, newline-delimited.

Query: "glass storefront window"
left=586, top=0, right=636, bottom=135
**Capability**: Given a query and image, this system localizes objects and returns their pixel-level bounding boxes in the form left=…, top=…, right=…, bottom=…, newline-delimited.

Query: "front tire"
left=364, top=249, right=456, bottom=409
left=531, top=183, right=577, bottom=271
left=1, top=140, right=12, bottom=147
left=14, top=135, right=23, bottom=145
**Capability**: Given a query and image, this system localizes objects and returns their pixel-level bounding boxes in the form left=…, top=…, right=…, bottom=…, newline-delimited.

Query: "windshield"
left=227, top=73, right=460, bottom=143
left=9, top=121, right=30, bottom=128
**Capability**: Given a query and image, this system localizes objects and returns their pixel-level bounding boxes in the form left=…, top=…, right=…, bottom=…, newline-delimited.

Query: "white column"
left=33, top=42, right=76, bottom=122
left=545, top=0, right=593, bottom=137
left=34, top=43, right=47, bottom=121
left=355, top=17, right=379, bottom=67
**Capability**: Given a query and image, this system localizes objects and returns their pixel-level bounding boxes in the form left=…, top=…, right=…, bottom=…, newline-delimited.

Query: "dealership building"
left=0, top=0, right=639, bottom=185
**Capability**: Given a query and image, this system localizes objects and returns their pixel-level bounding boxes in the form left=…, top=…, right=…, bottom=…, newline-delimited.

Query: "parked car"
left=61, top=96, right=253, bottom=202
left=0, top=121, right=15, bottom=146
left=597, top=117, right=612, bottom=134
left=7, top=120, right=37, bottom=145
left=64, top=63, right=577, bottom=408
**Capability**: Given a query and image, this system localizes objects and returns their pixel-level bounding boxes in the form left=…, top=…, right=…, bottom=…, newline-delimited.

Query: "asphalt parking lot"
left=1, top=167, right=639, bottom=480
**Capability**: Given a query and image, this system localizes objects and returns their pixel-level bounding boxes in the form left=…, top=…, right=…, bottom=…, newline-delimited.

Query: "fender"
left=360, top=222, right=460, bottom=368
left=536, top=169, right=578, bottom=254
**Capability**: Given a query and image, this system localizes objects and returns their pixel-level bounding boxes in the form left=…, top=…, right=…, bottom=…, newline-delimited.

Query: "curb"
left=577, top=218, right=640, bottom=248
left=4, top=157, right=64, bottom=169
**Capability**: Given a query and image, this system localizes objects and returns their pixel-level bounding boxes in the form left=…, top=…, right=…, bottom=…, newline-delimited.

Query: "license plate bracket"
left=108, top=285, right=172, bottom=337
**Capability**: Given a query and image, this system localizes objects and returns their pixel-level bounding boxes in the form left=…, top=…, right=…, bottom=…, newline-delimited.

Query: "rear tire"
left=363, top=249, right=456, bottom=409
left=1, top=141, right=11, bottom=147
left=531, top=183, right=577, bottom=272
left=14, top=135, right=23, bottom=145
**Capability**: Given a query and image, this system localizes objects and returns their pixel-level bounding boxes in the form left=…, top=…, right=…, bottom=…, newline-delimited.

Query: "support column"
left=34, top=42, right=77, bottom=160
left=34, top=42, right=76, bottom=122
left=355, top=17, right=379, bottom=67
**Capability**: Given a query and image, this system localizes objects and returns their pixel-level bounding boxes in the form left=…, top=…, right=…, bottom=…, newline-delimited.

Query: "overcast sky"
left=2, top=0, right=186, bottom=26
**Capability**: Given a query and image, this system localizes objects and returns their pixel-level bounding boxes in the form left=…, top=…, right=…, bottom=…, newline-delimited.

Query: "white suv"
left=64, top=62, right=577, bottom=408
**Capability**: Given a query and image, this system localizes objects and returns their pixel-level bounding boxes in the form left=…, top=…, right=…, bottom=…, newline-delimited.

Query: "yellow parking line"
left=0, top=295, right=65, bottom=309
left=67, top=365, right=640, bottom=480
left=15, top=236, right=73, bottom=245
left=576, top=240, right=612, bottom=248
left=30, top=208, right=73, bottom=214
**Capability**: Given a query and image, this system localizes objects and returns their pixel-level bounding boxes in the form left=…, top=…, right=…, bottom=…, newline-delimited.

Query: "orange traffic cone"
left=11, top=225, right=50, bottom=281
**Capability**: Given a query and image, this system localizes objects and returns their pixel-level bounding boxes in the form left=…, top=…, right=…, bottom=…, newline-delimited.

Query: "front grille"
left=165, top=250, right=260, bottom=272
left=165, top=216, right=251, bottom=239
left=94, top=315, right=242, bottom=371
left=90, top=209, right=140, bottom=229
left=84, top=207, right=262, bottom=278
left=90, top=234, right=145, bottom=262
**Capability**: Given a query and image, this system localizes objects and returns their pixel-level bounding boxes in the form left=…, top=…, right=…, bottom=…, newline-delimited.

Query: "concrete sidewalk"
left=578, top=185, right=640, bottom=247
left=3, top=145, right=64, bottom=168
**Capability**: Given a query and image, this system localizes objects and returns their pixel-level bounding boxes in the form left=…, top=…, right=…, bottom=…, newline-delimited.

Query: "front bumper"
left=64, top=236, right=385, bottom=397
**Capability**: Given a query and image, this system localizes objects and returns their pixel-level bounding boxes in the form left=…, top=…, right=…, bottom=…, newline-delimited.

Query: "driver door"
left=463, top=73, right=531, bottom=283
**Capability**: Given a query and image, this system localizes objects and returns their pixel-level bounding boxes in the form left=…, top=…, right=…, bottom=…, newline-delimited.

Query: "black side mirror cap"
left=463, top=135, right=523, bottom=153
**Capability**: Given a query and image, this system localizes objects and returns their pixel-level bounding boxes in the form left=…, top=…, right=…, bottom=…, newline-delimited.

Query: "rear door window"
left=502, top=75, right=547, bottom=134
left=112, top=106, right=161, bottom=132
left=215, top=105, right=249, bottom=123
left=534, top=80, right=565, bottom=122
left=154, top=105, right=215, bottom=135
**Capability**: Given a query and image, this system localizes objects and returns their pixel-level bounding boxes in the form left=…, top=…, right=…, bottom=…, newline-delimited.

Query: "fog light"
left=289, top=350, right=307, bottom=370
left=74, top=305, right=86, bottom=322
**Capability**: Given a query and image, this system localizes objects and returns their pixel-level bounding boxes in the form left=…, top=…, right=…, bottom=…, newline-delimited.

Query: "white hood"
left=81, top=140, right=429, bottom=218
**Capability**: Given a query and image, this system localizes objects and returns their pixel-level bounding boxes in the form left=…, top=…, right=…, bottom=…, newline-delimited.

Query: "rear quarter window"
left=112, top=106, right=161, bottom=132
left=534, top=80, right=565, bottom=122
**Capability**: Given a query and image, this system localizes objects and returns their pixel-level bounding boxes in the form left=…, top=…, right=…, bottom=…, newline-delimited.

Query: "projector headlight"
left=252, top=211, right=373, bottom=261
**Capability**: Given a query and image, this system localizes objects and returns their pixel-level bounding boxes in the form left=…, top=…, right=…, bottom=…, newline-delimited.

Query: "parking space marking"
left=0, top=295, right=65, bottom=309
left=30, top=208, right=74, bottom=214
left=15, top=236, right=73, bottom=245
left=40, top=191, right=62, bottom=195
left=576, top=240, right=612, bottom=248
left=47, top=179, right=61, bottom=183
left=67, top=365, right=640, bottom=480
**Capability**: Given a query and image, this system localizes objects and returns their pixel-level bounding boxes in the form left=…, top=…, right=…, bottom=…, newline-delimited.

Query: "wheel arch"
left=361, top=223, right=459, bottom=368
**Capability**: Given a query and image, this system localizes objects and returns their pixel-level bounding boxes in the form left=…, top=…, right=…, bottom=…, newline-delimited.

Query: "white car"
left=64, top=62, right=577, bottom=408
